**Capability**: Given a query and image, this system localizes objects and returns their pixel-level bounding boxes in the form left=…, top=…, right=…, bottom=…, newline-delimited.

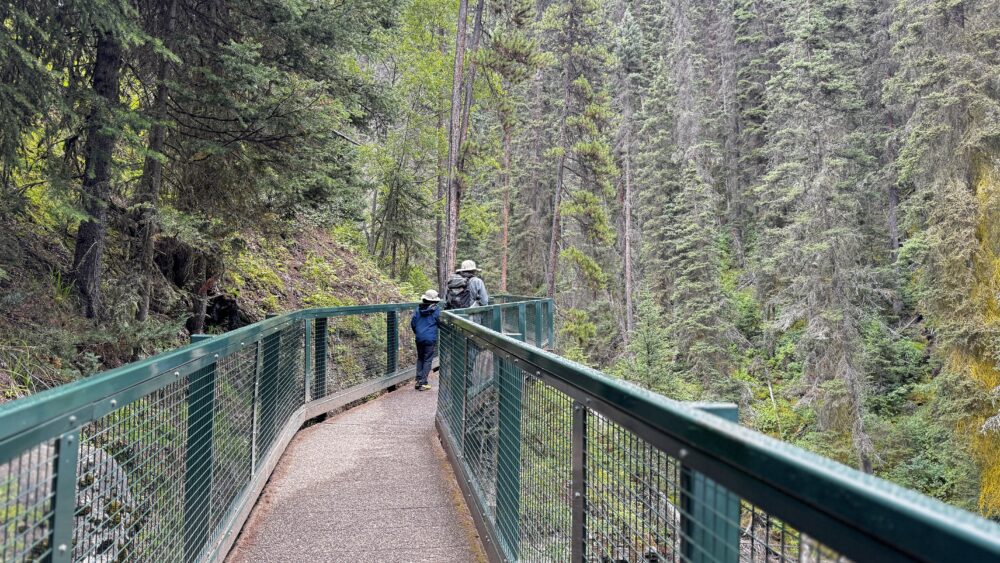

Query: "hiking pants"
left=416, top=341, right=436, bottom=386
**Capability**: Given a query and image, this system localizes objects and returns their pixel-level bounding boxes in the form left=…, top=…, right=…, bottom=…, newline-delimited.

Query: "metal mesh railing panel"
left=585, top=412, right=682, bottom=562
left=0, top=305, right=424, bottom=563
left=256, top=322, right=306, bottom=462
left=0, top=442, right=57, bottom=562
left=502, top=307, right=519, bottom=338
left=438, top=320, right=465, bottom=441
left=208, top=344, right=256, bottom=542
left=75, top=378, right=189, bottom=562
left=323, top=313, right=388, bottom=396
left=583, top=404, right=847, bottom=563
left=517, top=377, right=573, bottom=562
left=525, top=304, right=539, bottom=347
left=463, top=339, right=498, bottom=523
left=437, top=303, right=864, bottom=563
left=396, top=307, right=417, bottom=371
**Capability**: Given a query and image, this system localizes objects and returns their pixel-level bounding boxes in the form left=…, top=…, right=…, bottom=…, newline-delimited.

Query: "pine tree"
left=541, top=0, right=617, bottom=298
left=755, top=0, right=877, bottom=472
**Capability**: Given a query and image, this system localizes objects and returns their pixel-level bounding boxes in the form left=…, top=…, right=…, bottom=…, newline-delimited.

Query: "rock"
left=73, top=444, right=136, bottom=562
left=0, top=442, right=136, bottom=562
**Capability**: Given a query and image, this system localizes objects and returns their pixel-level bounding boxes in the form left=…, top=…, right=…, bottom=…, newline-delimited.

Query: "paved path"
left=227, top=374, right=486, bottom=562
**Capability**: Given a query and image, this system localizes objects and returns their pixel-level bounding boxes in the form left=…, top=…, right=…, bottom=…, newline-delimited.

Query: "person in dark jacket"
left=411, top=289, right=442, bottom=391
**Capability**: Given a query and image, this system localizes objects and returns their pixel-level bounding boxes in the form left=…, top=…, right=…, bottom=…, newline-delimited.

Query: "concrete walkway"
left=227, top=374, right=486, bottom=562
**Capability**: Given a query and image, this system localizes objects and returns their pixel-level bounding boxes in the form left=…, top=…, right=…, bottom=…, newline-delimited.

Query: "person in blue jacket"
left=411, top=289, right=442, bottom=391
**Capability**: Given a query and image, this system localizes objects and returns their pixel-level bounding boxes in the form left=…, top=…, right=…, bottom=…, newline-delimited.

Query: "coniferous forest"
left=2, top=0, right=1000, bottom=516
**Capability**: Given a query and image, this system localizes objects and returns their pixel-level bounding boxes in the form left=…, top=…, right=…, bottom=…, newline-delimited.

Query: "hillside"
left=0, top=219, right=416, bottom=403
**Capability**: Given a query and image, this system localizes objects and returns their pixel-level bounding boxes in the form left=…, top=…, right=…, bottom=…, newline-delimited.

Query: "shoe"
left=416, top=384, right=432, bottom=391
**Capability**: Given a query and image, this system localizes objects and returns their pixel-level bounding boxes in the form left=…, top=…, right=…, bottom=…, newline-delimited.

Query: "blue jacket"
left=411, top=304, right=441, bottom=344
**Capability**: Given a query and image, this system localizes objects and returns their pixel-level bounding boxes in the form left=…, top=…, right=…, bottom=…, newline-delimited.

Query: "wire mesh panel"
left=463, top=339, right=498, bottom=523
left=437, top=316, right=463, bottom=443
left=322, top=312, right=389, bottom=396
left=255, top=323, right=302, bottom=463
left=0, top=441, right=57, bottom=561
left=517, top=376, right=573, bottom=562
left=209, top=345, right=256, bottom=543
left=75, top=378, right=189, bottom=562
left=395, top=307, right=417, bottom=372
left=432, top=303, right=997, bottom=563
left=502, top=306, right=519, bottom=338
left=525, top=303, right=539, bottom=348
left=585, top=412, right=683, bottom=562
left=0, top=304, right=425, bottom=563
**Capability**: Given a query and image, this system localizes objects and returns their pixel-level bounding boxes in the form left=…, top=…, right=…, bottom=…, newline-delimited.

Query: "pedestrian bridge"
left=2, top=297, right=1000, bottom=562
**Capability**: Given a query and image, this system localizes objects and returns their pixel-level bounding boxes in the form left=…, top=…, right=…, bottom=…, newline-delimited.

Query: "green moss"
left=233, top=248, right=286, bottom=292
left=302, top=253, right=341, bottom=288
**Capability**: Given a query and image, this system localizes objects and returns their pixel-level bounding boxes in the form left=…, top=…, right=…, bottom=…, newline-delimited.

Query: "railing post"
left=303, top=319, right=312, bottom=404
left=251, top=340, right=262, bottom=474
left=534, top=301, right=544, bottom=347
left=571, top=401, right=587, bottom=562
left=386, top=310, right=398, bottom=375
left=516, top=302, right=527, bottom=343
left=50, top=430, right=80, bottom=563
left=546, top=298, right=555, bottom=349
left=449, top=327, right=467, bottom=448
left=258, top=318, right=281, bottom=457
left=185, top=334, right=216, bottom=563
left=681, top=405, right=740, bottom=563
left=314, top=318, right=327, bottom=399
left=496, top=353, right=522, bottom=558
left=491, top=310, right=502, bottom=386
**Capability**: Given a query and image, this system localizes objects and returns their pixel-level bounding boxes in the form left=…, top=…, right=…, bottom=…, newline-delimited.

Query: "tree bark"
left=446, top=0, right=485, bottom=277
left=134, top=0, right=178, bottom=322
left=546, top=33, right=573, bottom=298
left=72, top=31, right=122, bottom=320
left=888, top=181, right=902, bottom=315
left=436, top=107, right=446, bottom=291
left=622, top=125, right=635, bottom=336
left=500, top=123, right=512, bottom=292
left=436, top=28, right=449, bottom=291
left=546, top=87, right=569, bottom=297
left=444, top=0, right=470, bottom=278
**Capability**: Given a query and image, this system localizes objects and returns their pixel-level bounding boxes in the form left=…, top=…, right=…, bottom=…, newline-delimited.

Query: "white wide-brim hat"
left=457, top=259, right=481, bottom=272
left=421, top=289, right=442, bottom=302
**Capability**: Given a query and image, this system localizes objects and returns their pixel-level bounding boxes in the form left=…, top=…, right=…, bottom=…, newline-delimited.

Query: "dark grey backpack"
left=446, top=275, right=473, bottom=309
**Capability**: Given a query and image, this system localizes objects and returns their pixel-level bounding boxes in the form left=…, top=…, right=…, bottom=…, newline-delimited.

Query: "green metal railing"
left=5, top=293, right=1000, bottom=563
left=436, top=299, right=1000, bottom=563
left=0, top=303, right=419, bottom=562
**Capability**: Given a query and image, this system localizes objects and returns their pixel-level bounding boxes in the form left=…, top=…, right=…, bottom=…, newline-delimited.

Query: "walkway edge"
left=436, top=417, right=504, bottom=563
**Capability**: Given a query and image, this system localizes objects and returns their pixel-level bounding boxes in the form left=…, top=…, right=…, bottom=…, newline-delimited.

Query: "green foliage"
left=561, top=308, right=597, bottom=351
left=560, top=246, right=607, bottom=291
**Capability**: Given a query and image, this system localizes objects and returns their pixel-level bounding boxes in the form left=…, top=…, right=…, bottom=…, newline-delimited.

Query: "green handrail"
left=0, top=303, right=417, bottom=562
left=435, top=306, right=1000, bottom=563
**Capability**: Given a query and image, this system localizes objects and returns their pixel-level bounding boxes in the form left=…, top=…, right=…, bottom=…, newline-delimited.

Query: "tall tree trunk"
left=444, top=0, right=470, bottom=278
left=622, top=127, right=635, bottom=336
left=888, top=181, right=902, bottom=315
left=447, top=0, right=485, bottom=276
left=72, top=31, right=122, bottom=320
left=500, top=123, right=512, bottom=292
left=886, top=113, right=903, bottom=316
left=436, top=29, right=449, bottom=291
left=134, top=0, right=178, bottom=322
left=525, top=0, right=547, bottom=290
left=546, top=43, right=572, bottom=298
left=436, top=109, right=446, bottom=291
